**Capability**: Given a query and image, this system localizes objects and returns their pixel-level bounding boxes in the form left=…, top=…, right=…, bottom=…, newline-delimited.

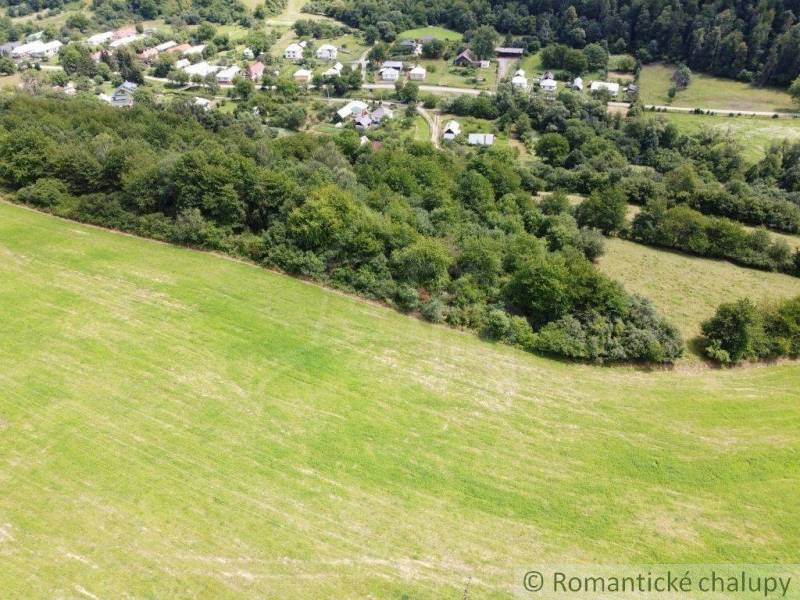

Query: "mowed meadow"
left=1, top=202, right=799, bottom=598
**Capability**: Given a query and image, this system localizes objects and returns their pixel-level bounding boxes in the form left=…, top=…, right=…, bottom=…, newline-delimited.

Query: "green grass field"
left=647, top=111, right=800, bottom=161
left=396, top=26, right=463, bottom=41
left=598, top=238, right=800, bottom=353
left=2, top=202, right=799, bottom=598
left=640, top=64, right=796, bottom=113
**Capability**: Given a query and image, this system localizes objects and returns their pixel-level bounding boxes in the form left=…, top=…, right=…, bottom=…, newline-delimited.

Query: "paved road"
left=644, top=104, right=800, bottom=118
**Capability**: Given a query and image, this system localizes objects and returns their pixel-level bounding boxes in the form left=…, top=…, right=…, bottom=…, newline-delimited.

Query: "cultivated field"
left=649, top=112, right=800, bottom=161
left=1, top=202, right=799, bottom=598
left=598, top=238, right=800, bottom=353
left=640, top=64, right=796, bottom=113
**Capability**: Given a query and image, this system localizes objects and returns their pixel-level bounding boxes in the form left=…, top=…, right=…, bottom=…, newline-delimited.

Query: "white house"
left=155, top=40, right=177, bottom=52
left=511, top=69, right=528, bottom=91
left=33, top=40, right=63, bottom=58
left=572, top=76, right=583, bottom=91
left=11, top=40, right=44, bottom=58
left=590, top=80, right=620, bottom=97
left=293, top=67, right=312, bottom=84
left=183, top=44, right=206, bottom=56
left=111, top=81, right=137, bottom=108
left=284, top=42, right=305, bottom=60
left=409, top=65, right=427, bottom=81
left=379, top=67, right=400, bottom=81
left=175, top=58, right=190, bottom=69
left=443, top=120, right=461, bottom=141
left=86, top=31, right=114, bottom=46
left=316, top=44, right=338, bottom=60
left=183, top=61, right=221, bottom=78
left=468, top=133, right=494, bottom=146
left=323, top=62, right=344, bottom=77
left=337, top=100, right=368, bottom=120
left=540, top=76, right=557, bottom=93
left=194, top=96, right=212, bottom=110
left=109, top=35, right=141, bottom=49
left=242, top=47, right=255, bottom=60
left=216, top=65, right=241, bottom=84
left=381, top=60, right=403, bottom=70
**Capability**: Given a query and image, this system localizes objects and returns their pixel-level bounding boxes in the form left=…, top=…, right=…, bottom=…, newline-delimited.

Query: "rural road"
left=363, top=82, right=487, bottom=96
left=416, top=105, right=440, bottom=147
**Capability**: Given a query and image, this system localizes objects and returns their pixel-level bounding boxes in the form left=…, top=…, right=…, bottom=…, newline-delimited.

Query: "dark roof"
left=495, top=47, right=524, bottom=55
left=454, top=49, right=478, bottom=63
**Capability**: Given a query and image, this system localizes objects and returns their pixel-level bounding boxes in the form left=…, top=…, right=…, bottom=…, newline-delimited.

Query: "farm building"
left=337, top=100, right=368, bottom=120
left=468, top=133, right=495, bottom=146
left=540, top=76, right=557, bottom=93
left=323, top=62, right=344, bottom=77
left=495, top=47, right=523, bottom=57
left=590, top=81, right=620, bottom=96
left=572, top=76, right=583, bottom=91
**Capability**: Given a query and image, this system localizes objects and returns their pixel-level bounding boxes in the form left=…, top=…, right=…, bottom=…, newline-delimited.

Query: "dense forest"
left=310, top=0, right=800, bottom=85
left=0, top=92, right=685, bottom=364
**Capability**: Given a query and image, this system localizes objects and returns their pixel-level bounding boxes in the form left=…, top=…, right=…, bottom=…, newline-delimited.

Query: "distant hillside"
left=312, top=0, right=800, bottom=85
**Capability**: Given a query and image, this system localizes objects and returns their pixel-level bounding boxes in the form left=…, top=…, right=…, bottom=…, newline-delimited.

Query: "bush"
left=17, top=178, right=70, bottom=208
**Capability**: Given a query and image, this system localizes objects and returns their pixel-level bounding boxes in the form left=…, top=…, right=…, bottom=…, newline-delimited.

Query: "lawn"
left=414, top=58, right=497, bottom=90
left=1, top=202, right=799, bottom=598
left=640, top=63, right=797, bottom=113
left=647, top=111, right=800, bottom=162
left=396, top=26, right=463, bottom=41
left=598, top=237, right=800, bottom=353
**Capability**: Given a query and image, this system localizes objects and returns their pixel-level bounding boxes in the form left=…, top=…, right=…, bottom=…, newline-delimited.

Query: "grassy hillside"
left=640, top=64, right=796, bottom=112
left=1, top=202, right=799, bottom=598
left=598, top=238, right=800, bottom=353
left=649, top=112, right=800, bottom=162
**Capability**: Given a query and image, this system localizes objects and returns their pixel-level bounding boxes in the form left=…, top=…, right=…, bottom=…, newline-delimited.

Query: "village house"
left=138, top=47, right=159, bottom=62
left=370, top=105, right=393, bottom=124
left=111, top=81, right=137, bottom=108
left=381, top=60, right=403, bottom=71
left=590, top=80, right=620, bottom=97
left=316, top=44, right=338, bottom=60
left=243, top=48, right=255, bottom=60
left=572, top=76, right=583, bottom=91
left=293, top=67, right=312, bottom=84
left=183, top=62, right=220, bottom=78
left=453, top=49, right=480, bottom=67
left=409, top=65, right=427, bottom=81
left=443, top=120, right=461, bottom=141
left=154, top=40, right=177, bottom=52
left=540, top=74, right=557, bottom=93
left=323, top=62, right=343, bottom=77
left=194, top=97, right=212, bottom=111
left=183, top=44, right=206, bottom=56
left=109, top=35, right=140, bottom=49
left=247, top=62, right=265, bottom=82
left=468, top=133, right=495, bottom=146
left=337, top=100, right=368, bottom=120
left=511, top=69, right=528, bottom=91
left=284, top=42, right=306, bottom=60
left=354, top=114, right=372, bottom=129
left=113, top=26, right=136, bottom=40
left=86, top=31, right=114, bottom=46
left=168, top=43, right=192, bottom=55
left=379, top=67, right=400, bottom=81
left=174, top=58, right=190, bottom=70
left=216, top=65, right=241, bottom=85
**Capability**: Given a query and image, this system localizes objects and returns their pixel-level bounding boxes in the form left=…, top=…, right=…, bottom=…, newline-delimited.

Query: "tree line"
left=0, top=92, right=684, bottom=364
